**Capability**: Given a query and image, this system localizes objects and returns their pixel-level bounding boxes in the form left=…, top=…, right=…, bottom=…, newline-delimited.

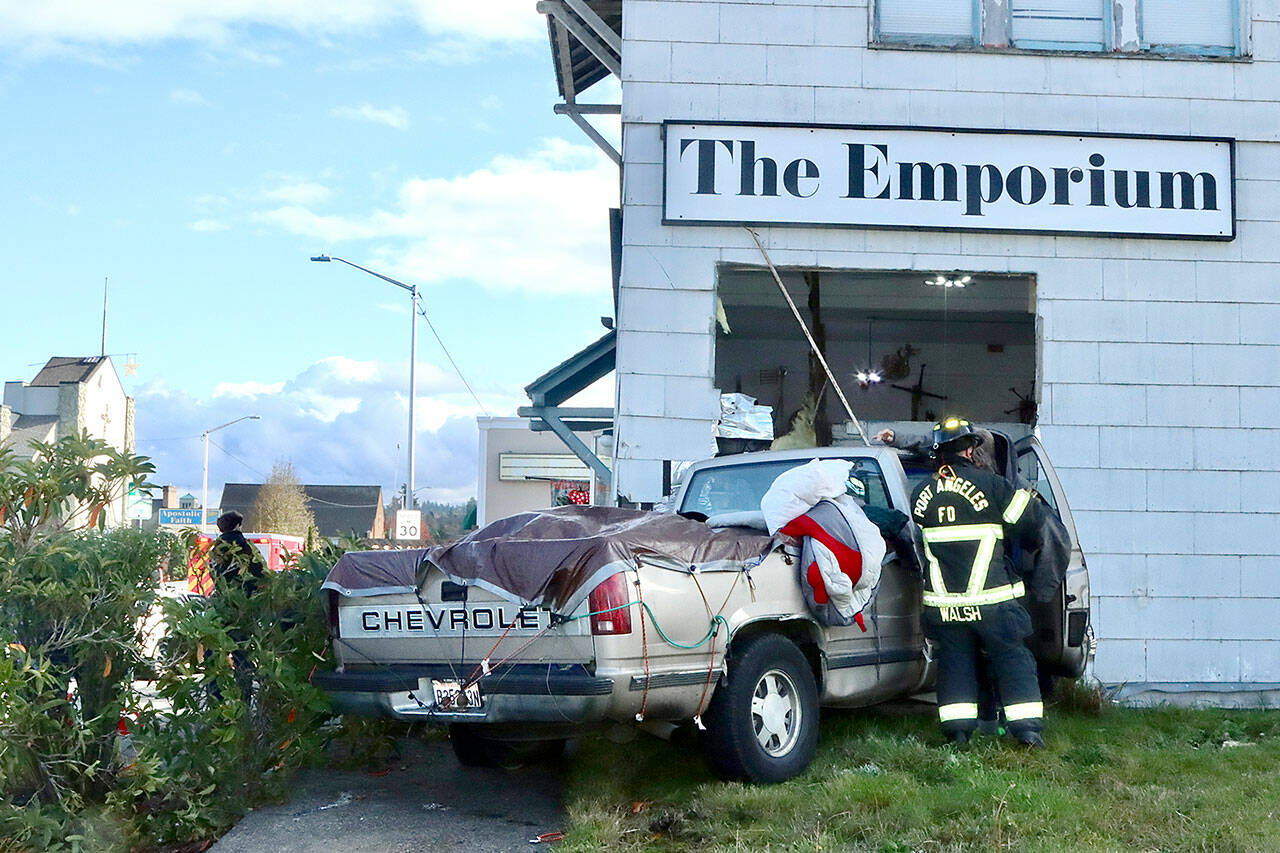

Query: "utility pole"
left=311, top=255, right=419, bottom=507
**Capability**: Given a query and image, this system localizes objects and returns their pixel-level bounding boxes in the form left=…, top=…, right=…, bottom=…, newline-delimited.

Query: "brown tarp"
left=321, top=548, right=428, bottom=597
left=321, top=506, right=774, bottom=614
left=424, top=506, right=774, bottom=612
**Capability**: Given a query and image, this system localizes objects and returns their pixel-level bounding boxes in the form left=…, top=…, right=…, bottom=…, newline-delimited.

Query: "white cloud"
left=189, top=218, right=230, bottom=232
left=132, top=355, right=519, bottom=506
left=253, top=138, right=618, bottom=295
left=212, top=380, right=285, bottom=397
left=0, top=1, right=542, bottom=52
left=169, top=87, right=207, bottom=105
left=330, top=103, right=409, bottom=130
left=260, top=179, right=332, bottom=205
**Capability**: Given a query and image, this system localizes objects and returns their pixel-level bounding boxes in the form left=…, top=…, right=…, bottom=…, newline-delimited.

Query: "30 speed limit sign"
left=394, top=509, right=422, bottom=541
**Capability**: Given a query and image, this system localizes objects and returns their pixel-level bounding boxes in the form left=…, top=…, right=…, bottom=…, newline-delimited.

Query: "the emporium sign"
left=662, top=122, right=1235, bottom=240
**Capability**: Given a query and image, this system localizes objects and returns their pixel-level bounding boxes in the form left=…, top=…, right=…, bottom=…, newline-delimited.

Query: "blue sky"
left=0, top=3, right=619, bottom=504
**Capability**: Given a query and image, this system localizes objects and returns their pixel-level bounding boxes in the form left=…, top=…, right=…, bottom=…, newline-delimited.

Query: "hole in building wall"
left=714, top=266, right=1038, bottom=443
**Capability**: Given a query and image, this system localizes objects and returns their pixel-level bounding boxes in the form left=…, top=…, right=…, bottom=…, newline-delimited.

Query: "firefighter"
left=909, top=418, right=1056, bottom=748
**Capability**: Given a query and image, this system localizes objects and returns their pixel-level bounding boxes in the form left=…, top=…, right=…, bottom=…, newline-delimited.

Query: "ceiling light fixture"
left=925, top=274, right=972, bottom=288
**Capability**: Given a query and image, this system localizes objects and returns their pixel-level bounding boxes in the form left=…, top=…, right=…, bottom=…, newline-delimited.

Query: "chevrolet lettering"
left=345, top=605, right=543, bottom=637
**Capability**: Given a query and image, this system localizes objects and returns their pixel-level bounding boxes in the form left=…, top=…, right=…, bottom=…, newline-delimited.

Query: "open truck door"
left=1014, top=436, right=1092, bottom=678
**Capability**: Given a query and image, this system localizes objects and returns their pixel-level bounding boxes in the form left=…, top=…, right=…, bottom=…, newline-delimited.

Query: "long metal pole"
left=201, top=431, right=210, bottom=532
left=745, top=227, right=871, bottom=446
left=408, top=285, right=418, bottom=508
left=101, top=277, right=108, bottom=357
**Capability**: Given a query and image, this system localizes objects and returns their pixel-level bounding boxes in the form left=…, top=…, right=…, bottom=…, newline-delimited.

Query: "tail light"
left=588, top=573, right=632, bottom=635
left=327, top=590, right=340, bottom=636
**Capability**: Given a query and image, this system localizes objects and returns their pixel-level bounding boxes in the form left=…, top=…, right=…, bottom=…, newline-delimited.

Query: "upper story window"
left=877, top=0, right=976, bottom=46
left=874, top=0, right=1244, bottom=57
left=1011, top=0, right=1106, bottom=51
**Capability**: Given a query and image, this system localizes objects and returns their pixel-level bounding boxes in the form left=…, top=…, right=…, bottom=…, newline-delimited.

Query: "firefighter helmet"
left=931, top=417, right=979, bottom=452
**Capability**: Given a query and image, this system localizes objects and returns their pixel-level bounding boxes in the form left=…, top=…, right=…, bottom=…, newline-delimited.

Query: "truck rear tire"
left=700, top=634, right=819, bottom=783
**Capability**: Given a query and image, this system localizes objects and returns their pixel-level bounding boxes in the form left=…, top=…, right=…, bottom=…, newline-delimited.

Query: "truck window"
left=680, top=458, right=893, bottom=517
left=1016, top=448, right=1060, bottom=516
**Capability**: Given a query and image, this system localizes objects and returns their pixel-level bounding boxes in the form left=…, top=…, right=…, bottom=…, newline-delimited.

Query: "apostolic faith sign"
left=662, top=122, right=1235, bottom=240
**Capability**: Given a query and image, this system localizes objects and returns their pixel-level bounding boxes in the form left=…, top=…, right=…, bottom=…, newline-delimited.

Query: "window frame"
left=1008, top=0, right=1110, bottom=53
left=1139, top=0, right=1243, bottom=57
left=870, top=0, right=1248, bottom=58
left=872, top=0, right=980, bottom=49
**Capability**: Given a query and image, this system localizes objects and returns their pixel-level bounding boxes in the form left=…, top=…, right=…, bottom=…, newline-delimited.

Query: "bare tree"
left=249, top=461, right=316, bottom=537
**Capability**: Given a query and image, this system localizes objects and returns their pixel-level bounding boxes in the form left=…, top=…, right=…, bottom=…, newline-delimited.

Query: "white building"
left=1, top=356, right=136, bottom=526
left=537, top=0, right=1280, bottom=702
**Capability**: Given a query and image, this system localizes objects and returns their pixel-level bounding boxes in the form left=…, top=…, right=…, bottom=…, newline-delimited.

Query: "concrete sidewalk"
left=210, top=737, right=564, bottom=853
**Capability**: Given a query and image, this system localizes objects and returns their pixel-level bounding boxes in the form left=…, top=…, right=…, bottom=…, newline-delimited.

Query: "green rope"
left=562, top=601, right=726, bottom=650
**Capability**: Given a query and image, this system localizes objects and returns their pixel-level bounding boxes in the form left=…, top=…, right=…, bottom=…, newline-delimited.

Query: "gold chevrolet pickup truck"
left=315, top=437, right=1090, bottom=782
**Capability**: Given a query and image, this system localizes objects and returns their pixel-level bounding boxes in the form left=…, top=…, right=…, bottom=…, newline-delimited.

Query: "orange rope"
left=635, top=575, right=651, bottom=722
left=439, top=607, right=531, bottom=709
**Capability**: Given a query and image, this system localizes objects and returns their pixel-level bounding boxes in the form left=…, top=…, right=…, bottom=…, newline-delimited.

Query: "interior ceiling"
left=717, top=268, right=1037, bottom=345
left=718, top=267, right=1036, bottom=316
left=722, top=308, right=1036, bottom=343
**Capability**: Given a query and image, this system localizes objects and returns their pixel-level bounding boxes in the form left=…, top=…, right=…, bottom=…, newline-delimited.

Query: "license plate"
left=432, top=679, right=482, bottom=710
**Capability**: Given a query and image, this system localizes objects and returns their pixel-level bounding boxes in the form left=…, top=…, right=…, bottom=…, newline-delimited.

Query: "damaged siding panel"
left=1112, top=0, right=1141, bottom=50
left=1010, top=0, right=1108, bottom=50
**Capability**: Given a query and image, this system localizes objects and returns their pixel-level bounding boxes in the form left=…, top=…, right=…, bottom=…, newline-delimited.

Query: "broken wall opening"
left=714, top=267, right=1038, bottom=441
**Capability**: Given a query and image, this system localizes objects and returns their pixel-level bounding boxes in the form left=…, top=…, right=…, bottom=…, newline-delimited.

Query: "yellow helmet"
left=931, top=417, right=978, bottom=452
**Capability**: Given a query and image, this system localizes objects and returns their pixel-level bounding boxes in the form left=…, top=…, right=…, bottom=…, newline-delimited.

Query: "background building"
left=539, top=0, right=1280, bottom=703
left=477, top=416, right=605, bottom=527
left=1, top=356, right=135, bottom=526
left=218, top=483, right=386, bottom=540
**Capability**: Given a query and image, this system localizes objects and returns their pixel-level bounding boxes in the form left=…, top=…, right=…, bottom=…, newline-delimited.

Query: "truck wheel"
left=448, top=724, right=565, bottom=769
left=700, top=634, right=819, bottom=783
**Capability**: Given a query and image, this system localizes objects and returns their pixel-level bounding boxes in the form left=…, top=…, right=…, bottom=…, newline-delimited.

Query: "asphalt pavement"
left=210, top=736, right=565, bottom=853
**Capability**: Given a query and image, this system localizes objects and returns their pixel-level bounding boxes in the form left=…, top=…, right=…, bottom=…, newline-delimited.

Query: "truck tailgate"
left=333, top=568, right=594, bottom=669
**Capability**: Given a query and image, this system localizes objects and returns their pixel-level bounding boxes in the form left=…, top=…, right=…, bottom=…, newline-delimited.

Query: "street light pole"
left=201, top=415, right=261, bottom=532
left=311, top=254, right=418, bottom=507
left=407, top=281, right=417, bottom=509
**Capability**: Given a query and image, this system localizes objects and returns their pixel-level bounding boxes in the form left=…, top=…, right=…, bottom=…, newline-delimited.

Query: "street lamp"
left=202, top=415, right=260, bottom=532
left=310, top=254, right=419, bottom=508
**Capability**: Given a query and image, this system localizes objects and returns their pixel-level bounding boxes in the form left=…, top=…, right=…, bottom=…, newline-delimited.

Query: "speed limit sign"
left=395, top=509, right=422, bottom=541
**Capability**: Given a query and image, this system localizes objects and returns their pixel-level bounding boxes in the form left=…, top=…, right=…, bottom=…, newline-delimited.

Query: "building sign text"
left=663, top=123, right=1234, bottom=240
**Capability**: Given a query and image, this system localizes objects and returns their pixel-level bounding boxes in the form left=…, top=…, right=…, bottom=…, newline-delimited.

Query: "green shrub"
left=0, top=435, right=346, bottom=851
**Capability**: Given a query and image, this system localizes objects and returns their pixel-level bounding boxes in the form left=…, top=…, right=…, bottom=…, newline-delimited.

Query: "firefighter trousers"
left=923, top=600, right=1044, bottom=737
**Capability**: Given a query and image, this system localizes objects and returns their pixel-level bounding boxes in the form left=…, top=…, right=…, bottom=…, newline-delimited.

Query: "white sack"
left=760, top=458, right=854, bottom=535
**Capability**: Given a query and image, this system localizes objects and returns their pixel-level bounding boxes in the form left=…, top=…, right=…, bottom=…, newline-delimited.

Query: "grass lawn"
left=558, top=695, right=1280, bottom=852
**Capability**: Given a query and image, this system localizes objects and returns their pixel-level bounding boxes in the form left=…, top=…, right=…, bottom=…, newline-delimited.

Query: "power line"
left=208, top=438, right=269, bottom=480
left=304, top=496, right=383, bottom=508
left=417, top=304, right=490, bottom=417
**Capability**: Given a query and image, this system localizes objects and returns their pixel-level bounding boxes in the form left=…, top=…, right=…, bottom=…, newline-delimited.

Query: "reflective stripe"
left=1004, top=701, right=1044, bottom=721
left=922, top=524, right=1004, bottom=600
left=938, top=702, right=979, bottom=722
left=923, top=581, right=1025, bottom=608
left=1003, top=489, right=1032, bottom=524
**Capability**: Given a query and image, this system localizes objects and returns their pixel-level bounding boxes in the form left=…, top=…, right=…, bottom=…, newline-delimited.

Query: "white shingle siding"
left=616, top=0, right=1280, bottom=693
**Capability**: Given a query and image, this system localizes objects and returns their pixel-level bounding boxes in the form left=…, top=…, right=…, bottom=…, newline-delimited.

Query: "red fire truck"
left=186, top=532, right=305, bottom=595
